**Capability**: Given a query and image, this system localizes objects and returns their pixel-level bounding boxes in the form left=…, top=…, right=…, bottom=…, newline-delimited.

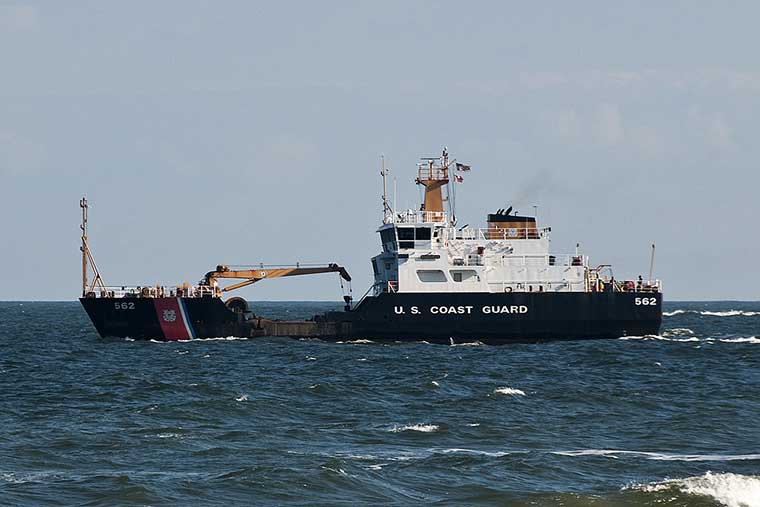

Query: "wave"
left=619, top=335, right=699, bottom=342
left=664, top=327, right=695, bottom=335
left=439, top=448, right=511, bottom=457
left=621, top=335, right=759, bottom=344
left=664, top=309, right=759, bottom=317
left=335, top=339, right=375, bottom=344
left=718, top=336, right=760, bottom=344
left=703, top=310, right=760, bottom=317
left=555, top=449, right=760, bottom=461
left=629, top=472, right=760, bottom=507
left=235, top=394, right=248, bottom=402
left=494, top=387, right=526, bottom=396
left=389, top=424, right=439, bottom=433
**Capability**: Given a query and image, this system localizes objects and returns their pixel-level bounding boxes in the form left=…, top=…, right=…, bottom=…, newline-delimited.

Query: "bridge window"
left=417, top=270, right=447, bottom=283
left=397, top=227, right=415, bottom=241
left=416, top=227, right=431, bottom=240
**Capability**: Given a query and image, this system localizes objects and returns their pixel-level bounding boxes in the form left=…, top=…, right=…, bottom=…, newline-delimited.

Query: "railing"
left=591, top=278, right=662, bottom=294
left=417, top=166, right=448, bottom=181
left=445, top=227, right=550, bottom=241
left=488, top=278, right=662, bottom=294
left=394, top=210, right=448, bottom=224
left=82, top=284, right=220, bottom=299
left=490, top=254, right=588, bottom=268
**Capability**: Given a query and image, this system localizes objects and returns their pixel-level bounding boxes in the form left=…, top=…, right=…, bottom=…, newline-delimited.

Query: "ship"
left=80, top=149, right=662, bottom=343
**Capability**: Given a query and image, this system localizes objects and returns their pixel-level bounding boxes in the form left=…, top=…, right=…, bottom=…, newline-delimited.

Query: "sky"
left=1, top=1, right=759, bottom=301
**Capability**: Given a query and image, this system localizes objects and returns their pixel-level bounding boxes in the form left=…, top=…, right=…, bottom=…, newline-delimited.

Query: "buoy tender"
left=79, top=149, right=662, bottom=343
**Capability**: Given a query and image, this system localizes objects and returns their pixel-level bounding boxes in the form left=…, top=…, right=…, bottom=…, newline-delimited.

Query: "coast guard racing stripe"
left=153, top=298, right=196, bottom=341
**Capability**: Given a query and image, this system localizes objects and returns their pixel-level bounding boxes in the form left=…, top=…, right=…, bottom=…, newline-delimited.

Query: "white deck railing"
left=83, top=284, right=219, bottom=299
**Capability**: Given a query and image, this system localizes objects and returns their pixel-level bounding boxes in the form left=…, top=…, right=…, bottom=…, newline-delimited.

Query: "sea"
left=1, top=301, right=758, bottom=507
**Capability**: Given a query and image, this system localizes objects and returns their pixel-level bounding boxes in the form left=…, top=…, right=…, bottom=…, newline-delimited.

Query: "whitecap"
left=665, top=328, right=695, bottom=335
left=556, top=449, right=760, bottom=462
left=494, top=387, right=526, bottom=396
left=439, top=448, right=510, bottom=457
left=466, top=423, right=481, bottom=427
left=305, top=356, right=317, bottom=361
left=389, top=424, right=439, bottom=433
left=718, top=337, right=760, bottom=344
left=702, top=310, right=759, bottom=317
left=345, top=339, right=374, bottom=344
left=619, top=335, right=698, bottom=342
left=629, top=472, right=760, bottom=507
left=663, top=309, right=686, bottom=316
left=191, top=336, right=249, bottom=341
left=235, top=394, right=248, bottom=402
left=450, top=341, right=485, bottom=347
left=431, top=380, right=440, bottom=387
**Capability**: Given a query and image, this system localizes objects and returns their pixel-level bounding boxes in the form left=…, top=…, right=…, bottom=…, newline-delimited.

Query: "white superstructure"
left=372, top=210, right=587, bottom=294
left=370, top=149, right=660, bottom=296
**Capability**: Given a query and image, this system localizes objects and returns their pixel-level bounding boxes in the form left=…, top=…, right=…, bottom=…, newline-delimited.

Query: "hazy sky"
left=2, top=1, right=759, bottom=301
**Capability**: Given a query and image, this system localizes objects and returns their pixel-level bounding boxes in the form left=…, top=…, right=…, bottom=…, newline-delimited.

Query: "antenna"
left=393, top=177, right=397, bottom=221
left=649, top=243, right=656, bottom=281
left=380, top=155, right=392, bottom=224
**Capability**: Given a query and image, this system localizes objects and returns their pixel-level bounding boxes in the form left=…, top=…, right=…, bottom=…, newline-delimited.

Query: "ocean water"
left=1, top=301, right=759, bottom=507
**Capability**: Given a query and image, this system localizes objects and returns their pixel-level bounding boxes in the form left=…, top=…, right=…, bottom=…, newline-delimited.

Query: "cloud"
left=687, top=107, right=736, bottom=151
left=455, top=69, right=760, bottom=96
left=0, top=4, right=38, bottom=31
left=593, top=104, right=625, bottom=146
left=0, top=130, right=46, bottom=176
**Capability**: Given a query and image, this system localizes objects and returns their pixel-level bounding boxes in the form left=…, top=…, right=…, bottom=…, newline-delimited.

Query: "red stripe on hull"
left=153, top=298, right=191, bottom=341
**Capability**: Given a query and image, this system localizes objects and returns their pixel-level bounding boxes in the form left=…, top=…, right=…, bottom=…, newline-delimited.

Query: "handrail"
left=447, top=227, right=550, bottom=241
left=82, top=284, right=220, bottom=299
left=393, top=210, right=448, bottom=224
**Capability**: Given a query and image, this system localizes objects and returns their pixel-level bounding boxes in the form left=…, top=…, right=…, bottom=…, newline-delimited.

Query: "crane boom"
left=203, top=263, right=351, bottom=293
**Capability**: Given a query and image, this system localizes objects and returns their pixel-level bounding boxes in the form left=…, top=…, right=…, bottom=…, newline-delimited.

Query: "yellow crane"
left=203, top=263, right=351, bottom=294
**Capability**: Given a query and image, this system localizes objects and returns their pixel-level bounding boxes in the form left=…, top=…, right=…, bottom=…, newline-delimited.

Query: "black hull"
left=81, top=291, right=662, bottom=344
left=324, top=291, right=662, bottom=343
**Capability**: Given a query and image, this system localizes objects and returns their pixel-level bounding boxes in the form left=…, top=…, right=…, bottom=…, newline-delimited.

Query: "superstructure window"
left=416, top=227, right=431, bottom=240
left=417, top=270, right=447, bottom=282
left=397, top=227, right=414, bottom=241
left=450, top=270, right=478, bottom=283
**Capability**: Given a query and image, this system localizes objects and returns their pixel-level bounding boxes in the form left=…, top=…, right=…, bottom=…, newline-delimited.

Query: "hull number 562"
left=114, top=302, right=135, bottom=310
left=635, top=297, right=657, bottom=306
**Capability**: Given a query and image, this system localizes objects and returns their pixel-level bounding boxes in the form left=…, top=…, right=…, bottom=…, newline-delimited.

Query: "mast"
left=79, top=196, right=106, bottom=297
left=380, top=156, right=391, bottom=223
left=80, top=197, right=88, bottom=296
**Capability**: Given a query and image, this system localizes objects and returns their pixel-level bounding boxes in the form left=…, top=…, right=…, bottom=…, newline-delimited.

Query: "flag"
left=455, top=174, right=464, bottom=183
left=456, top=163, right=471, bottom=171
